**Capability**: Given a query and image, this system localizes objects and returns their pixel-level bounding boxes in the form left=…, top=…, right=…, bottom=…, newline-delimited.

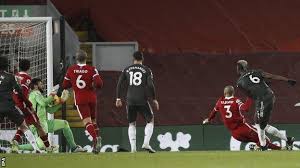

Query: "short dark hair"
left=133, top=51, right=144, bottom=61
left=19, top=59, right=30, bottom=71
left=237, top=60, right=248, bottom=72
left=30, top=78, right=42, bottom=90
left=76, top=50, right=88, bottom=63
left=0, top=57, right=8, bottom=71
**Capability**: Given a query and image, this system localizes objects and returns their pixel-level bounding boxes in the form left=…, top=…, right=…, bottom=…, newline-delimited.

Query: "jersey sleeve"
left=34, top=92, right=54, bottom=107
left=147, top=68, right=156, bottom=100
left=116, top=70, right=126, bottom=99
left=208, top=99, right=220, bottom=121
left=92, top=67, right=103, bottom=88
left=62, top=68, right=72, bottom=89
left=256, top=69, right=265, bottom=79
left=238, top=97, right=253, bottom=112
left=11, top=75, right=21, bottom=93
left=21, top=80, right=30, bottom=98
left=47, top=104, right=62, bottom=114
left=11, top=75, right=32, bottom=108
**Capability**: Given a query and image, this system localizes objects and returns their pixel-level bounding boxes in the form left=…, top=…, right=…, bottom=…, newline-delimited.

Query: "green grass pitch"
left=1, top=151, right=300, bottom=168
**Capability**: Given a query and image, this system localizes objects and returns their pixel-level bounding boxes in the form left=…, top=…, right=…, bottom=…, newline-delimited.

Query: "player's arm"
left=147, top=69, right=156, bottom=100
left=11, top=75, right=32, bottom=108
left=116, top=70, right=126, bottom=107
left=203, top=100, right=219, bottom=124
left=35, top=93, right=54, bottom=107
left=237, top=98, right=253, bottom=112
left=147, top=68, right=159, bottom=110
left=62, top=68, right=72, bottom=89
left=47, top=104, right=62, bottom=114
left=262, top=71, right=296, bottom=86
left=92, top=68, right=103, bottom=88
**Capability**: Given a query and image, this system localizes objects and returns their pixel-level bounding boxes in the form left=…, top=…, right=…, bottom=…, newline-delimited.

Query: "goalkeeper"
left=17, top=78, right=85, bottom=152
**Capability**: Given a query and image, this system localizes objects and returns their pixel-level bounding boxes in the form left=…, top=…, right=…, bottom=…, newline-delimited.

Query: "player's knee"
left=19, top=121, right=28, bottom=131
left=146, top=115, right=154, bottom=123
left=129, top=122, right=136, bottom=126
left=260, top=123, right=267, bottom=130
left=82, top=117, right=92, bottom=125
left=63, top=120, right=70, bottom=127
left=33, top=122, right=42, bottom=129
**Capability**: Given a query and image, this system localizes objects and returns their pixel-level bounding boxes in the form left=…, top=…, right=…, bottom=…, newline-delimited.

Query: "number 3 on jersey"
left=224, top=105, right=232, bottom=118
left=129, top=71, right=142, bottom=86
left=76, top=75, right=86, bottom=89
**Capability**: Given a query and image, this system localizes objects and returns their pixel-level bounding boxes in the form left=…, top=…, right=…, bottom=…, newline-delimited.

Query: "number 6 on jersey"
left=76, top=75, right=86, bottom=89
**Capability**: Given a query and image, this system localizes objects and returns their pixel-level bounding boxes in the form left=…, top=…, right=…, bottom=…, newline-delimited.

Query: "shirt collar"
left=18, top=71, right=28, bottom=75
left=225, top=96, right=234, bottom=100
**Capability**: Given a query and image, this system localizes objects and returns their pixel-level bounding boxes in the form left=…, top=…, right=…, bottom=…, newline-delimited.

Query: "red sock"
left=40, top=134, right=50, bottom=148
left=13, top=129, right=24, bottom=143
left=93, top=123, right=99, bottom=137
left=86, top=122, right=97, bottom=142
left=267, top=142, right=281, bottom=150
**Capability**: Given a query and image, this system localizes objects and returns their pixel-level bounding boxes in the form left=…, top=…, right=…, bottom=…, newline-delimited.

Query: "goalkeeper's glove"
left=288, top=79, right=296, bottom=86
left=60, top=90, right=70, bottom=103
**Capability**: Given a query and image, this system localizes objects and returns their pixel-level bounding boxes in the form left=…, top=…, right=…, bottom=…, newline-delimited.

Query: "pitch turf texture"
left=2, top=151, right=300, bottom=168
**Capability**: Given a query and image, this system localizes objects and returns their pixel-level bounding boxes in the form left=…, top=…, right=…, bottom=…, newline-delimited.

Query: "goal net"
left=0, top=17, right=53, bottom=152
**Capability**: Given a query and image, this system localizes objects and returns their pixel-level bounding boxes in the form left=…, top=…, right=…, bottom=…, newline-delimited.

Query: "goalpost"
left=0, top=17, right=54, bottom=148
left=0, top=17, right=53, bottom=95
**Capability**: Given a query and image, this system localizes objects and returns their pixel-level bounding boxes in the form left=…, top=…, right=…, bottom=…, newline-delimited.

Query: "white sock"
left=143, top=122, right=154, bottom=147
left=265, top=125, right=288, bottom=141
left=128, top=124, right=136, bottom=152
left=255, top=124, right=267, bottom=146
left=24, top=130, right=40, bottom=151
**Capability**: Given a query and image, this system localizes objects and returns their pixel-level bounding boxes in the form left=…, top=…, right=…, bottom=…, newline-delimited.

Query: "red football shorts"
left=75, top=103, right=96, bottom=120
left=232, top=123, right=260, bottom=144
left=18, top=107, right=39, bottom=125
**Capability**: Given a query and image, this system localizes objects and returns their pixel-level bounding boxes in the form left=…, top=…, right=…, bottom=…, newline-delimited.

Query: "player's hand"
left=49, top=92, right=57, bottom=97
left=60, top=90, right=70, bottom=103
left=153, top=99, right=159, bottom=111
left=202, top=118, right=209, bottom=125
left=288, top=79, right=296, bottom=86
left=116, top=99, right=122, bottom=108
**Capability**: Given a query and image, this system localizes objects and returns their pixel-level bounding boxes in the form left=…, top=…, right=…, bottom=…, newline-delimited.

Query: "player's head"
left=19, top=59, right=30, bottom=72
left=30, top=78, right=44, bottom=93
left=0, top=57, right=8, bottom=71
left=76, top=50, right=88, bottom=64
left=224, top=85, right=235, bottom=97
left=133, top=51, right=144, bottom=63
left=236, top=60, right=248, bottom=75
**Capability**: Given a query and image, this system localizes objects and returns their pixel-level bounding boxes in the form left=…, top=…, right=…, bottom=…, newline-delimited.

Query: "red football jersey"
left=13, top=72, right=32, bottom=108
left=63, top=64, right=103, bottom=105
left=208, top=96, right=252, bottom=131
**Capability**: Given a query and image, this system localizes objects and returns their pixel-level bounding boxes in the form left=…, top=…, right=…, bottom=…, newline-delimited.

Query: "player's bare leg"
left=82, top=117, right=99, bottom=154
left=19, top=121, right=41, bottom=153
left=142, top=117, right=155, bottom=153
left=128, top=122, right=137, bottom=153
left=265, top=125, right=295, bottom=150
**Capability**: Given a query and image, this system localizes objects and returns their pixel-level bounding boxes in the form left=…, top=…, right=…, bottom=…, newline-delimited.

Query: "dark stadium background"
left=2, top=0, right=300, bottom=130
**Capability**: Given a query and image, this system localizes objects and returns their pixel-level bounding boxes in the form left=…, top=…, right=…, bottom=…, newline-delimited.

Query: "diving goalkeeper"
left=15, top=78, right=85, bottom=152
